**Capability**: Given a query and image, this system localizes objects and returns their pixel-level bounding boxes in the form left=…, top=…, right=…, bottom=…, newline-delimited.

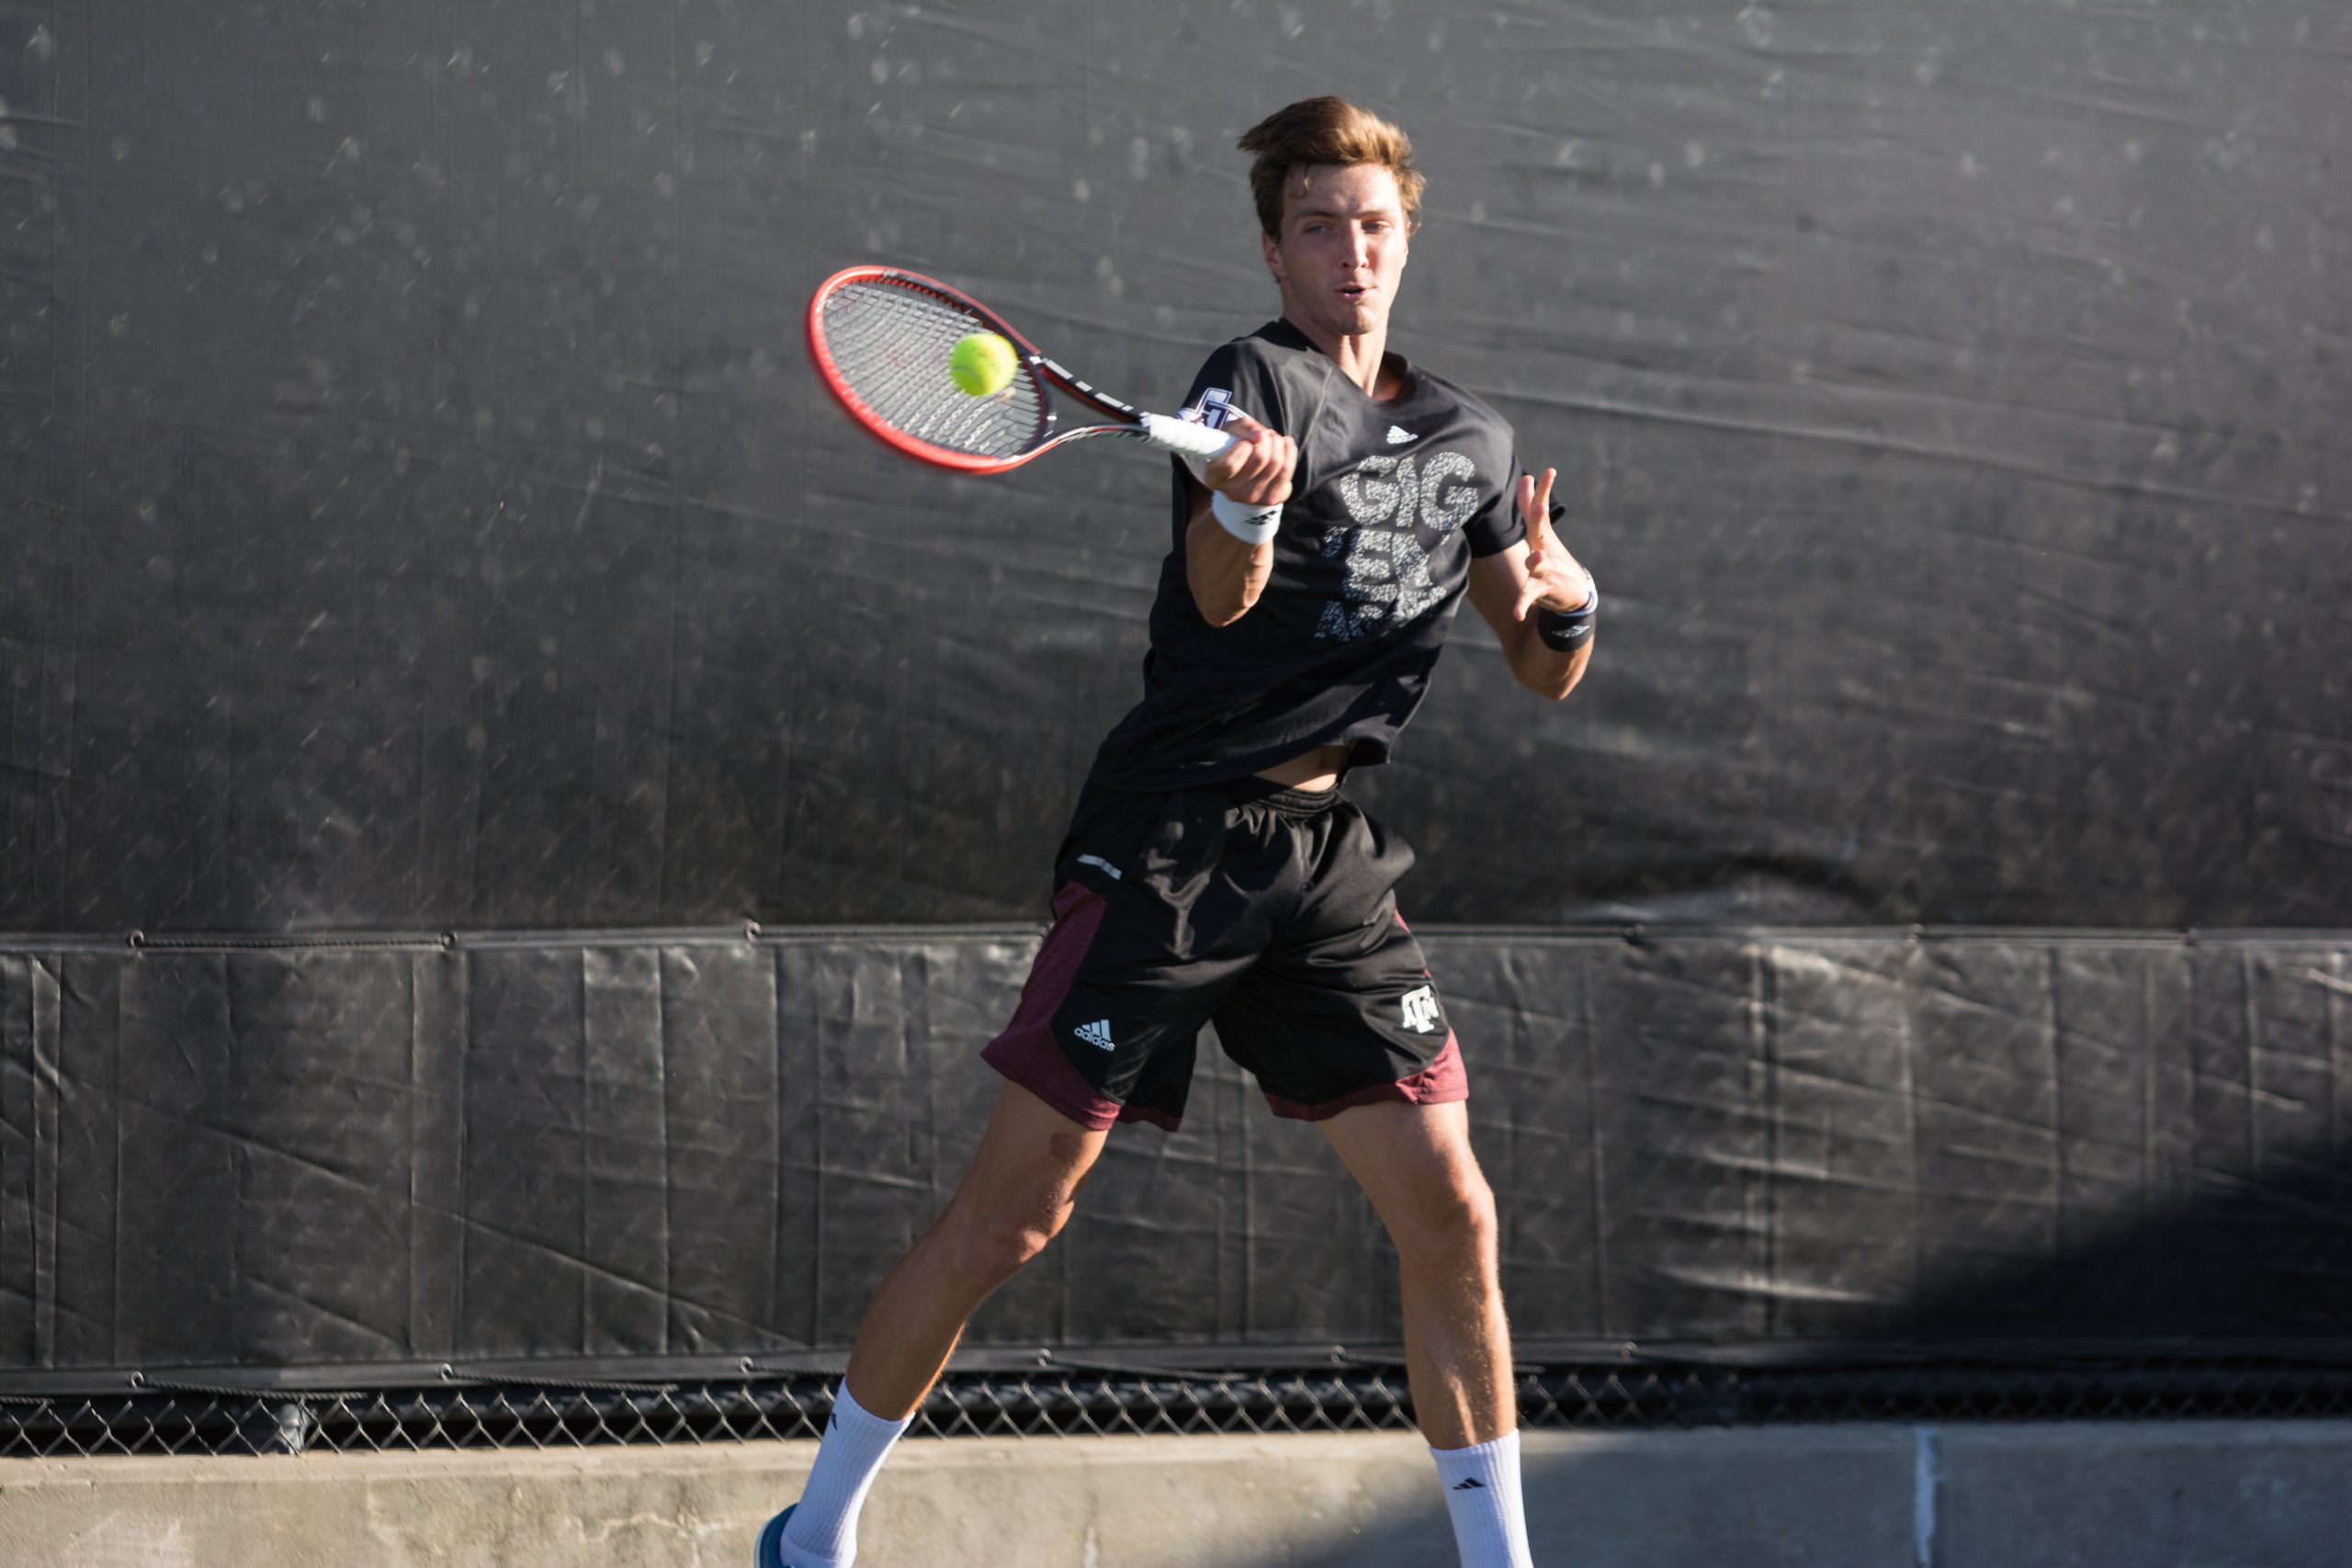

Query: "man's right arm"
left=1183, top=410, right=1296, bottom=627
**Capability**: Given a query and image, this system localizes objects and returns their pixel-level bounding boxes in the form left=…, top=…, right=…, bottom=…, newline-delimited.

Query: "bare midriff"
left=1255, top=741, right=1351, bottom=793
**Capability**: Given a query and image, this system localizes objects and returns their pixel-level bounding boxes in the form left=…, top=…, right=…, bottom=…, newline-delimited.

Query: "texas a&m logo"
left=1185, top=387, right=1238, bottom=431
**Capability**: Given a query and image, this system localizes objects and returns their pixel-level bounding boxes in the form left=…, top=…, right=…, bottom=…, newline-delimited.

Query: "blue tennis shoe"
left=754, top=1504, right=802, bottom=1568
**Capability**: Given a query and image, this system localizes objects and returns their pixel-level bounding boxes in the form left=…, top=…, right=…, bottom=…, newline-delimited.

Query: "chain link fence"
left=11, top=1350, right=2352, bottom=1460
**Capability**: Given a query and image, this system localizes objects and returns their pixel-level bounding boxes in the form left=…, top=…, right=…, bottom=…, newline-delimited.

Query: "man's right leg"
left=775, top=1081, right=1108, bottom=1567
left=843, top=1079, right=1109, bottom=1415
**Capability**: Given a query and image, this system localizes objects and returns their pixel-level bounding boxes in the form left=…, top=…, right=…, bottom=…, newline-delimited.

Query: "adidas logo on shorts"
left=1074, top=1019, right=1116, bottom=1051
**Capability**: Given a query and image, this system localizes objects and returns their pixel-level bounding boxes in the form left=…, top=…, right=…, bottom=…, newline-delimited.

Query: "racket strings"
left=819, top=280, right=1046, bottom=459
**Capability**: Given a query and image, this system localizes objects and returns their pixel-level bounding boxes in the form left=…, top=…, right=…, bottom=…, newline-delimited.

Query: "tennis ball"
left=948, top=331, right=1017, bottom=397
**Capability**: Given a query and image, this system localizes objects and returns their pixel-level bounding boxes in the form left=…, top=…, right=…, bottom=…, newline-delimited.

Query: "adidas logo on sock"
left=1074, top=1020, right=1115, bottom=1051
left=1451, top=1477, right=1486, bottom=1490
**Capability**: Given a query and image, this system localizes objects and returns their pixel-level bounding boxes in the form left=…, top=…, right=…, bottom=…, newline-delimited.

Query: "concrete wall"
left=5, top=1424, right=2349, bottom=1567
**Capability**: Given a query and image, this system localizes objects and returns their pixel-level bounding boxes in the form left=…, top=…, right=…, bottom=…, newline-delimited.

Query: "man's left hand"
left=1510, top=466, right=1595, bottom=621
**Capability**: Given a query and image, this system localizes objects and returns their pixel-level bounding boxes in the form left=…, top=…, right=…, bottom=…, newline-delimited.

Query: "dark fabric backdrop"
left=6, top=931, right=2348, bottom=1377
left=2, top=0, right=2345, bottom=933
left=2, top=1, right=2346, bottom=1383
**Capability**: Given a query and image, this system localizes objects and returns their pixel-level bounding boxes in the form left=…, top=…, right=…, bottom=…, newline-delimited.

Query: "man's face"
left=1263, top=163, right=1410, bottom=341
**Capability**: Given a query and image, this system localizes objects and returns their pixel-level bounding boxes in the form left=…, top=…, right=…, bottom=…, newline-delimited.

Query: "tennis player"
left=763, top=96, right=1594, bottom=1568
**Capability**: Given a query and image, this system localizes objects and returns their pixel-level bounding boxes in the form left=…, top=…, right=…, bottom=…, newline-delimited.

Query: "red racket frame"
left=805, top=265, right=1184, bottom=476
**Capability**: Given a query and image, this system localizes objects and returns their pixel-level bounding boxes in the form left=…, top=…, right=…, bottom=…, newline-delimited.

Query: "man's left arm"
left=1464, top=465, right=1595, bottom=702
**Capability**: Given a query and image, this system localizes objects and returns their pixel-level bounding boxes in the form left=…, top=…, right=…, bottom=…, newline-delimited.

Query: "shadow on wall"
left=1203, top=1424, right=2352, bottom=1568
left=1038, top=1428, right=1922, bottom=1568
left=1892, top=1148, right=2352, bottom=1347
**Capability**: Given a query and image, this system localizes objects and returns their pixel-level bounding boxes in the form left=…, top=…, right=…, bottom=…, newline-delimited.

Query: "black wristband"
left=1533, top=586, right=1598, bottom=652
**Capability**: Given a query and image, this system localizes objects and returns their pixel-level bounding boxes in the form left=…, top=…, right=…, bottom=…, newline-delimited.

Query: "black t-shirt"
left=1088, top=318, right=1531, bottom=791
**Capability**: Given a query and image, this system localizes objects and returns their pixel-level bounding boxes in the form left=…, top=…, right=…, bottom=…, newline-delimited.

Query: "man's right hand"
left=1203, top=410, right=1297, bottom=506
left=1185, top=410, right=1292, bottom=626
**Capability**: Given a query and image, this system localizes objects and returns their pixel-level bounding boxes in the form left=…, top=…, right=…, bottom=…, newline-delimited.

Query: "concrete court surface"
left=5, top=1422, right=2351, bottom=1567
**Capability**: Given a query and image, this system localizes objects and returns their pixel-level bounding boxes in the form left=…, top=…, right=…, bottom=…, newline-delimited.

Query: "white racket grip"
left=1139, top=412, right=1240, bottom=463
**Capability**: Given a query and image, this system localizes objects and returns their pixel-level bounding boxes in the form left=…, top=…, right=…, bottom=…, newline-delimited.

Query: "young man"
left=760, top=96, right=1595, bottom=1568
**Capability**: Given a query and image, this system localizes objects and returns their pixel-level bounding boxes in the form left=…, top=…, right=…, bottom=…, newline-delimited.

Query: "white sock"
left=776, top=1384, right=914, bottom=1568
left=1431, top=1428, right=1534, bottom=1568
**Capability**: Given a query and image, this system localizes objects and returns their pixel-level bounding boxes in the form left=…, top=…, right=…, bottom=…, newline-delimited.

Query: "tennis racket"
left=805, top=265, right=1240, bottom=475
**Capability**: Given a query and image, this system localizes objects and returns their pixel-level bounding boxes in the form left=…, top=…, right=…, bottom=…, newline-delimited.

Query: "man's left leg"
left=1321, top=1099, right=1533, bottom=1568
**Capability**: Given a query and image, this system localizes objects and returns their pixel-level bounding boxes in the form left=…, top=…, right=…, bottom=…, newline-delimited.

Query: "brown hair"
left=1237, top=96, right=1425, bottom=239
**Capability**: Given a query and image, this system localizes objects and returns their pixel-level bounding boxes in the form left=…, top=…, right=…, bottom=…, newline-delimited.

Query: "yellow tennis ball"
left=948, top=331, right=1017, bottom=397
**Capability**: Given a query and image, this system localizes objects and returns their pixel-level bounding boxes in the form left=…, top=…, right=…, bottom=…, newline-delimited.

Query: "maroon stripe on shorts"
left=980, top=881, right=1125, bottom=1132
left=1261, top=1030, right=1469, bottom=1122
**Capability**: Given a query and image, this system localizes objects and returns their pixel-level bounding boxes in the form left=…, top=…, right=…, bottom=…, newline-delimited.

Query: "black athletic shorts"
left=980, top=775, right=1464, bottom=1133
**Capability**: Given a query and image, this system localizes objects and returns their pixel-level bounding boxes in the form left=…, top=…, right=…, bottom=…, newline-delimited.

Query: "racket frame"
left=805, top=264, right=1226, bottom=475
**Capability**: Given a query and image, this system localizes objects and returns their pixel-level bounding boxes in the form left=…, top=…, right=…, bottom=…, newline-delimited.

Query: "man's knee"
left=934, top=1192, right=1070, bottom=1288
left=1388, top=1168, right=1498, bottom=1266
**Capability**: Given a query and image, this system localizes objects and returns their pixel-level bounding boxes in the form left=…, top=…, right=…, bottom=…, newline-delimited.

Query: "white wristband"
left=1210, top=490, right=1282, bottom=545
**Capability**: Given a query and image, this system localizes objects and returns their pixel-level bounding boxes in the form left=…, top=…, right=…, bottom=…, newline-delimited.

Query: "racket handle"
left=1138, top=412, right=1241, bottom=462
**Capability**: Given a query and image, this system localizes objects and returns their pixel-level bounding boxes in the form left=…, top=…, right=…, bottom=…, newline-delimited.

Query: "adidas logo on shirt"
left=1074, top=1020, right=1116, bottom=1051
left=1385, top=424, right=1419, bottom=445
